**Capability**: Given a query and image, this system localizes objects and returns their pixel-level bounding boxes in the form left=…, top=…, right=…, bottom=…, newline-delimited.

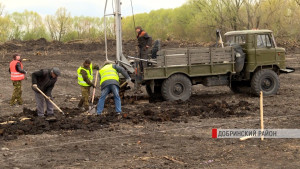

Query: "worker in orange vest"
left=9, top=53, right=27, bottom=106
left=135, top=26, right=152, bottom=93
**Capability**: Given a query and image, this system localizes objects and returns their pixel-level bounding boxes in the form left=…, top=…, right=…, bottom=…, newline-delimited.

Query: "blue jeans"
left=97, top=84, right=121, bottom=114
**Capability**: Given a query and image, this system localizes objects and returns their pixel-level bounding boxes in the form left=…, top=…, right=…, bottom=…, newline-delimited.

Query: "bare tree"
left=222, top=0, right=244, bottom=30
left=45, top=15, right=57, bottom=40
left=45, top=15, right=58, bottom=40
left=56, top=8, right=70, bottom=41
left=244, top=0, right=261, bottom=29
left=44, top=8, right=71, bottom=41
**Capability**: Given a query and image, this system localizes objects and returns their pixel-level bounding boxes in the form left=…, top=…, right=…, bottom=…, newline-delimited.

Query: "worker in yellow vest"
left=97, top=60, right=132, bottom=115
left=77, top=59, right=99, bottom=111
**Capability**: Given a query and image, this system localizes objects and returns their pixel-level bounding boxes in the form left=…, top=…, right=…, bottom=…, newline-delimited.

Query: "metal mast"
left=104, top=0, right=134, bottom=73
left=115, top=0, right=122, bottom=62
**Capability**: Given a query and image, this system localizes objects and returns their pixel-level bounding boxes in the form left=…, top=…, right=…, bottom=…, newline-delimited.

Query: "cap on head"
left=135, top=26, right=142, bottom=30
left=52, top=67, right=61, bottom=76
left=13, top=53, right=20, bottom=59
left=103, top=60, right=115, bottom=66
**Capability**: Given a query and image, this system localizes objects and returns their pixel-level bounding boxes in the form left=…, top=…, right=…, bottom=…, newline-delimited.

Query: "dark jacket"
left=100, top=64, right=130, bottom=90
left=32, top=69, right=57, bottom=96
left=137, top=30, right=152, bottom=49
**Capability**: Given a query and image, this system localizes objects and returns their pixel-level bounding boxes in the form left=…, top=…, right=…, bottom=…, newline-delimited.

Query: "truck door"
left=255, top=34, right=276, bottom=65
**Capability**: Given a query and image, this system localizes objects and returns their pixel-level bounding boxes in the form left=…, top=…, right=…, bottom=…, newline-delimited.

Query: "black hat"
left=52, top=67, right=61, bottom=76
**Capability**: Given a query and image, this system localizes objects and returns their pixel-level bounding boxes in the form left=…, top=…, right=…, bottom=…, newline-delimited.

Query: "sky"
left=0, top=0, right=187, bottom=17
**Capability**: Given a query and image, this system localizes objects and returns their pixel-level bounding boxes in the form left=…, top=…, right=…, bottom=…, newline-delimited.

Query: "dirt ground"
left=0, top=39, right=300, bottom=168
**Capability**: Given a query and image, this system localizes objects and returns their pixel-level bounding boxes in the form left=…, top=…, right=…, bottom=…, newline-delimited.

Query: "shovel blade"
left=88, top=105, right=97, bottom=114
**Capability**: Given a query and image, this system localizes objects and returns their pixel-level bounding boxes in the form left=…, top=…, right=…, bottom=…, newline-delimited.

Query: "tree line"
left=0, top=5, right=116, bottom=42
left=123, top=0, right=300, bottom=42
left=1, top=0, right=300, bottom=43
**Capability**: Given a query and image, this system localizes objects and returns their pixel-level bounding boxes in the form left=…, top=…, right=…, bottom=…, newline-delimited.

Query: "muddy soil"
left=0, top=39, right=300, bottom=168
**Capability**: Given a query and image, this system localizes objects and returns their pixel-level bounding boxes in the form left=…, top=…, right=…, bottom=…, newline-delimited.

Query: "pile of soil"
left=0, top=98, right=256, bottom=140
left=0, top=38, right=205, bottom=55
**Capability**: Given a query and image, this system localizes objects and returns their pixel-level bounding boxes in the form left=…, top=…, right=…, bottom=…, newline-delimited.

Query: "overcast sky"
left=1, top=0, right=187, bottom=17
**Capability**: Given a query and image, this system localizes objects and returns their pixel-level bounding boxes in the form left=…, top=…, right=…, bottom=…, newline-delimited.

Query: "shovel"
left=34, top=86, right=65, bottom=115
left=120, top=81, right=128, bottom=88
left=88, top=72, right=98, bottom=114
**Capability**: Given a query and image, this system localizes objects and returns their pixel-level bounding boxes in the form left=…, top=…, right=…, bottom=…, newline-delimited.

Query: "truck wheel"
left=161, top=74, right=192, bottom=101
left=251, top=69, right=280, bottom=96
left=232, top=44, right=245, bottom=72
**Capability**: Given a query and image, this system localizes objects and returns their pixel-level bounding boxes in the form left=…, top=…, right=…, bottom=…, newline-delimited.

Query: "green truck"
left=140, top=29, right=294, bottom=101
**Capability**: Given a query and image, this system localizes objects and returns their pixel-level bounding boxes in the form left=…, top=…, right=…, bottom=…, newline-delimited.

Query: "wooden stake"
left=239, top=135, right=255, bottom=141
left=260, top=91, right=264, bottom=141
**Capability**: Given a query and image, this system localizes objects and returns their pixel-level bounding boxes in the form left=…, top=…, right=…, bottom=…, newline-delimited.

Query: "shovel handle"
left=120, top=82, right=128, bottom=88
left=91, top=72, right=98, bottom=104
left=34, top=86, right=65, bottom=115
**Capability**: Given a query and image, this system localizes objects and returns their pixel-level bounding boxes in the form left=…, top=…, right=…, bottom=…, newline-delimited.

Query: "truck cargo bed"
left=143, top=47, right=236, bottom=80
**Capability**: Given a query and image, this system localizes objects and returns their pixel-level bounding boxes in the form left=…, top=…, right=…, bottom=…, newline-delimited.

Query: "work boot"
left=10, top=103, right=19, bottom=108
left=116, top=113, right=122, bottom=120
left=17, top=99, right=23, bottom=105
left=45, top=114, right=57, bottom=122
left=36, top=115, right=45, bottom=121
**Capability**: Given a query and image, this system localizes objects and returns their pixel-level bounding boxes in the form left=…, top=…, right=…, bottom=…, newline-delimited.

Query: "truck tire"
left=151, top=39, right=161, bottom=59
left=251, top=69, right=280, bottom=96
left=232, top=44, right=245, bottom=73
left=161, top=74, right=192, bottom=101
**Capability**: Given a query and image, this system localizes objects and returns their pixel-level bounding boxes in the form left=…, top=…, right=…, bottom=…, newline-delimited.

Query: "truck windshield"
left=225, top=35, right=246, bottom=46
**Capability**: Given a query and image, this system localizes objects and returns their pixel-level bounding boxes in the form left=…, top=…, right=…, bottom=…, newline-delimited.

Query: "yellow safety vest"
left=99, top=64, right=119, bottom=85
left=77, top=63, right=93, bottom=86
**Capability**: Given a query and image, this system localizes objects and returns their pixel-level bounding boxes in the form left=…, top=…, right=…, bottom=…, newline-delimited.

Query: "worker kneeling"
left=97, top=61, right=131, bottom=115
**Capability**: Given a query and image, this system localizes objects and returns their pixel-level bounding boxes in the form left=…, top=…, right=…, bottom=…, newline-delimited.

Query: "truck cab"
left=225, top=29, right=293, bottom=96
left=225, top=30, right=286, bottom=75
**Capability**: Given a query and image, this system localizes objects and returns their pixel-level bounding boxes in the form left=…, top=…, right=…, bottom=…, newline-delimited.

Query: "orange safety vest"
left=10, top=60, right=25, bottom=81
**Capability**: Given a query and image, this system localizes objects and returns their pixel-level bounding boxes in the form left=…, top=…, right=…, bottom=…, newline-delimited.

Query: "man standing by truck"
left=77, top=59, right=99, bottom=111
left=135, top=26, right=152, bottom=69
left=9, top=53, right=27, bottom=106
left=135, top=26, right=152, bottom=93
